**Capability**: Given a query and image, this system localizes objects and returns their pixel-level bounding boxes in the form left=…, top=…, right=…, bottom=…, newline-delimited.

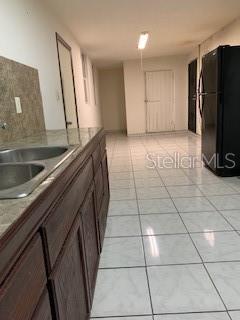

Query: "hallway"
left=92, top=132, right=240, bottom=320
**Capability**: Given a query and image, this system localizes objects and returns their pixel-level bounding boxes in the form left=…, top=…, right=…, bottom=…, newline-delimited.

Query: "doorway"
left=188, top=59, right=197, bottom=133
left=145, top=70, right=174, bottom=133
left=56, top=33, right=79, bottom=129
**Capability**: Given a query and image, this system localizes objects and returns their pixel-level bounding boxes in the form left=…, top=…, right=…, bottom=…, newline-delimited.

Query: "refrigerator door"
left=202, top=48, right=219, bottom=94
left=221, top=46, right=240, bottom=175
left=202, top=93, right=220, bottom=172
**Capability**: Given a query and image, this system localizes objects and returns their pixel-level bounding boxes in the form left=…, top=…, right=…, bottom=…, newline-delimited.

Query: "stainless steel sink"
left=0, top=163, right=44, bottom=190
left=0, top=163, right=46, bottom=198
left=0, top=146, right=68, bottom=163
left=0, top=145, right=76, bottom=199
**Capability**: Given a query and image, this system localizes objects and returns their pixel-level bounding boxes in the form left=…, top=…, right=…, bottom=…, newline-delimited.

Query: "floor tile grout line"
left=152, top=159, right=231, bottom=313
left=104, top=228, right=240, bottom=237
left=130, top=147, right=155, bottom=317
left=106, top=133, right=240, bottom=317
left=110, top=181, right=240, bottom=199
left=107, top=213, right=239, bottom=233
left=212, top=207, right=240, bottom=239
left=91, top=313, right=153, bottom=319
left=109, top=194, right=240, bottom=212
left=91, top=309, right=238, bottom=319
left=98, top=258, right=240, bottom=269
left=104, top=231, right=240, bottom=241
left=173, top=197, right=230, bottom=313
left=110, top=190, right=240, bottom=202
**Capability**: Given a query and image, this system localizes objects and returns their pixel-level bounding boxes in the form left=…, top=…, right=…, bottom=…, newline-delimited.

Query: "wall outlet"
left=15, top=97, right=22, bottom=114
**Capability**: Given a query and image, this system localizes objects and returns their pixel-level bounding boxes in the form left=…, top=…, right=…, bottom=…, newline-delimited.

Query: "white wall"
left=199, top=18, right=240, bottom=56
left=189, top=17, right=240, bottom=134
left=123, top=55, right=188, bottom=135
left=0, top=0, right=102, bottom=130
left=99, top=67, right=126, bottom=132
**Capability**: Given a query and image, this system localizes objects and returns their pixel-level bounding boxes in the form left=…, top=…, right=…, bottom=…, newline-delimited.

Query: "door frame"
left=145, top=69, right=175, bottom=133
left=188, top=59, right=197, bottom=133
left=56, top=32, right=79, bottom=129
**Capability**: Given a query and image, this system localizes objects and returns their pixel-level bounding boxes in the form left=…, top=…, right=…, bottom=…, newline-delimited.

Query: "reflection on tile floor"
left=180, top=211, right=233, bottom=233
left=91, top=132, right=240, bottom=319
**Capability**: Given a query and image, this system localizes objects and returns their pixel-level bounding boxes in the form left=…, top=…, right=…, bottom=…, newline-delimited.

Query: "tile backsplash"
left=0, top=56, right=45, bottom=143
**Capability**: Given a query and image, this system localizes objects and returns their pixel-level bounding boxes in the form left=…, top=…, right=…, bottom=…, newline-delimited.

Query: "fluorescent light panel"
left=138, top=32, right=149, bottom=50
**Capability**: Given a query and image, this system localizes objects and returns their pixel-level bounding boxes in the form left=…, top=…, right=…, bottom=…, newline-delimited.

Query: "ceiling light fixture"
left=138, top=32, right=149, bottom=50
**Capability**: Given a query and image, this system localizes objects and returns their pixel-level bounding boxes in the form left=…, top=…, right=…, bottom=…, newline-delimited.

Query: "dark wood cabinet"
left=102, top=152, right=109, bottom=198
left=98, top=153, right=110, bottom=248
left=94, top=163, right=104, bottom=212
left=79, top=185, right=100, bottom=303
left=31, top=290, right=52, bottom=320
left=92, top=144, right=101, bottom=173
left=0, top=235, right=46, bottom=320
left=42, top=157, right=94, bottom=270
left=50, top=215, right=89, bottom=320
left=0, top=130, right=109, bottom=320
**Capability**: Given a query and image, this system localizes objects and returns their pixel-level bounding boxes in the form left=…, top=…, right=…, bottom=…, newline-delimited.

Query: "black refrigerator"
left=201, top=45, right=240, bottom=177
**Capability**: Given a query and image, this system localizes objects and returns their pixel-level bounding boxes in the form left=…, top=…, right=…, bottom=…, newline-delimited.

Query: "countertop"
left=0, top=127, right=102, bottom=237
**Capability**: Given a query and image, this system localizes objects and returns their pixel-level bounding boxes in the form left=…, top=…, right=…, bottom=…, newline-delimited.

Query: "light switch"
left=15, top=97, right=22, bottom=114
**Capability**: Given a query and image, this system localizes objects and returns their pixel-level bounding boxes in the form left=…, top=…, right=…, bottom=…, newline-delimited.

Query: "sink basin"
left=0, top=146, right=68, bottom=163
left=0, top=163, right=44, bottom=191
left=0, top=145, right=75, bottom=199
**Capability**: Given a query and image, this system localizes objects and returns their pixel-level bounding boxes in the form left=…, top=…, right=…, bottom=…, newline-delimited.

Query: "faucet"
left=0, top=120, right=8, bottom=130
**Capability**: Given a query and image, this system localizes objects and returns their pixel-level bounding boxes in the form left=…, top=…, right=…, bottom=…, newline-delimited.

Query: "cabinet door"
left=102, top=152, right=109, bottom=198
left=80, top=185, right=100, bottom=303
left=94, top=163, right=104, bottom=212
left=0, top=235, right=46, bottom=320
left=32, top=290, right=52, bottom=320
left=50, top=215, right=89, bottom=320
left=42, top=157, right=93, bottom=270
left=92, top=144, right=101, bottom=173
left=98, top=152, right=110, bottom=247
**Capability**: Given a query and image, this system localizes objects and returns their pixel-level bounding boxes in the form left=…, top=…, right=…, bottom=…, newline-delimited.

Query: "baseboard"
left=104, top=129, right=127, bottom=134
left=127, top=130, right=189, bottom=137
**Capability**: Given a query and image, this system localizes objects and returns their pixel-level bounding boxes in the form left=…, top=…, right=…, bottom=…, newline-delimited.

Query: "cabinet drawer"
left=0, top=235, right=46, bottom=320
left=42, top=157, right=93, bottom=269
left=32, top=289, right=52, bottom=320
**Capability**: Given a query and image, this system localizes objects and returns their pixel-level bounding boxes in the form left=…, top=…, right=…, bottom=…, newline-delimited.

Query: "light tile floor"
left=92, top=132, right=240, bottom=319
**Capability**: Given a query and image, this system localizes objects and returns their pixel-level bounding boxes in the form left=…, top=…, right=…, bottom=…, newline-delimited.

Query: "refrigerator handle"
left=197, top=69, right=203, bottom=118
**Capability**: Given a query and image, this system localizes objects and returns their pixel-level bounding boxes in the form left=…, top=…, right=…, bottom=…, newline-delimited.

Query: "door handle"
left=66, top=121, right=72, bottom=126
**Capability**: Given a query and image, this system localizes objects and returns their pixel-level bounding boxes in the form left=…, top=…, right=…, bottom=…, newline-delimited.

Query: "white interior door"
left=58, top=41, right=78, bottom=129
left=145, top=70, right=174, bottom=133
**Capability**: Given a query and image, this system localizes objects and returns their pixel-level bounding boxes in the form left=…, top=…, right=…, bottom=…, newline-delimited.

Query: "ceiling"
left=44, top=0, right=240, bottom=66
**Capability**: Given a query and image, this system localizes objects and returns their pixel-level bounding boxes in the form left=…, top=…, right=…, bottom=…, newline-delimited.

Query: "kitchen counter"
left=0, top=127, right=109, bottom=319
left=0, top=127, right=102, bottom=237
